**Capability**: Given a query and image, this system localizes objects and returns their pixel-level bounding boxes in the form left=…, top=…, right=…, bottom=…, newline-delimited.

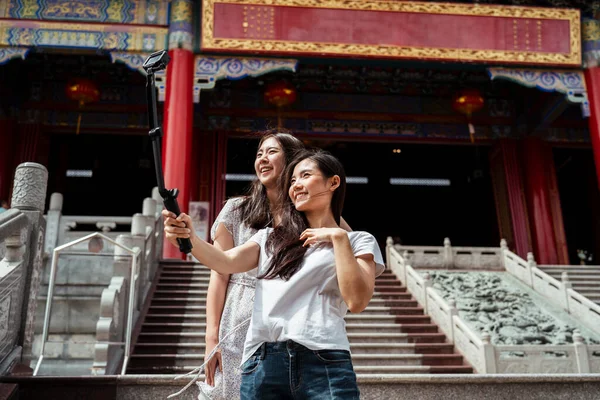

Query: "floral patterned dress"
left=197, top=197, right=258, bottom=400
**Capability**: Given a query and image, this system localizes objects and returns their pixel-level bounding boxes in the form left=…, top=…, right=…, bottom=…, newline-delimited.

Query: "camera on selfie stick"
left=143, top=50, right=192, bottom=254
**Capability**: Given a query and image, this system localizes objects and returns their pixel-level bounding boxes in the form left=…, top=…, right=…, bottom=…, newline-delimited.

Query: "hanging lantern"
left=264, top=80, right=297, bottom=128
left=453, top=89, right=484, bottom=143
left=66, top=78, right=100, bottom=135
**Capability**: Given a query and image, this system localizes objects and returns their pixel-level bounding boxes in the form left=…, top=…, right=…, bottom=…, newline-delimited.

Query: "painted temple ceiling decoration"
left=110, top=52, right=298, bottom=103
left=0, top=0, right=169, bottom=25
left=488, top=68, right=589, bottom=117
left=201, top=0, right=581, bottom=66
left=0, top=0, right=169, bottom=52
left=0, top=19, right=168, bottom=52
left=0, top=46, right=28, bottom=65
left=168, top=0, right=193, bottom=51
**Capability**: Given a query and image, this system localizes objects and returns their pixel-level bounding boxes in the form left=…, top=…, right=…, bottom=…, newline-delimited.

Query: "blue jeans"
left=240, top=340, right=360, bottom=400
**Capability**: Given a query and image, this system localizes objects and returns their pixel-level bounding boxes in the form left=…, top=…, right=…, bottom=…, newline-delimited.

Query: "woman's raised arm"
left=163, top=211, right=259, bottom=274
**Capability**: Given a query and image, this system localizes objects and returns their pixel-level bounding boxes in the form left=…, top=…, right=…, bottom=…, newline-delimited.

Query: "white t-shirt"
left=241, top=228, right=385, bottom=365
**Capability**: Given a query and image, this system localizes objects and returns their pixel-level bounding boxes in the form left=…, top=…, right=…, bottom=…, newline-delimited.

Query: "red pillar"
left=522, top=137, right=561, bottom=264
left=162, top=48, right=194, bottom=259
left=584, top=67, right=600, bottom=189
left=489, top=139, right=532, bottom=258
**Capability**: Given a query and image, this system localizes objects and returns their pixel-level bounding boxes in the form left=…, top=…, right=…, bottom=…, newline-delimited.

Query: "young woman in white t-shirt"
left=164, top=150, right=384, bottom=399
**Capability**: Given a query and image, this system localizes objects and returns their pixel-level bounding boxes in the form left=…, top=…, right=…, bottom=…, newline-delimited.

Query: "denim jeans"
left=240, top=340, right=360, bottom=400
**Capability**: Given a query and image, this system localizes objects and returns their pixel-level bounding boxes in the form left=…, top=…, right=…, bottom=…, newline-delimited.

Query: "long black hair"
left=236, top=131, right=305, bottom=230
left=260, top=150, right=347, bottom=280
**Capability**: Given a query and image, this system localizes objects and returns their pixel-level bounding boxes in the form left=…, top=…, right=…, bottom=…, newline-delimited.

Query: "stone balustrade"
left=0, top=163, right=48, bottom=375
left=392, top=237, right=503, bottom=270
left=386, top=241, right=600, bottom=374
left=32, top=187, right=164, bottom=376
left=502, top=248, right=600, bottom=337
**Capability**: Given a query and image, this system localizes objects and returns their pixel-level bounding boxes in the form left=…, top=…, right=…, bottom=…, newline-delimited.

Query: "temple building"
left=1, top=0, right=600, bottom=396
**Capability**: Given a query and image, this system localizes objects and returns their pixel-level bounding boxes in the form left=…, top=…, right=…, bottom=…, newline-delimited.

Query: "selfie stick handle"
left=146, top=69, right=193, bottom=255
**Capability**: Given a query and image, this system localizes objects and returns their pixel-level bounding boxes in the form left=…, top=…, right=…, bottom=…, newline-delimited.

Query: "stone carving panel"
left=426, top=271, right=600, bottom=345
left=23, top=226, right=45, bottom=349
left=0, top=265, right=22, bottom=365
left=10, top=163, right=48, bottom=211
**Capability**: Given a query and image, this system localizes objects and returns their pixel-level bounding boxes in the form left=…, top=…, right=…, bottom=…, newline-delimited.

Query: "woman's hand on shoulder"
left=300, top=228, right=347, bottom=247
left=162, top=210, right=198, bottom=247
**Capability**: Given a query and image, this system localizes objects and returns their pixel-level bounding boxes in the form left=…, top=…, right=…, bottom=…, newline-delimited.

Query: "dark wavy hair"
left=260, top=149, right=347, bottom=280
left=236, top=131, right=305, bottom=230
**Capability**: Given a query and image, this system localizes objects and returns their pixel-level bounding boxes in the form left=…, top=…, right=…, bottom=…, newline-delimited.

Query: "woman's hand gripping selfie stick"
left=143, top=50, right=192, bottom=254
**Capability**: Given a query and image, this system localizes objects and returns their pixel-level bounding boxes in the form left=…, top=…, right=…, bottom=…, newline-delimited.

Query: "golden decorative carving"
left=202, top=0, right=581, bottom=66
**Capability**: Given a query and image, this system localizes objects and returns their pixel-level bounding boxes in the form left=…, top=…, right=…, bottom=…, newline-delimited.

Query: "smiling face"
left=254, top=137, right=285, bottom=190
left=288, top=158, right=338, bottom=213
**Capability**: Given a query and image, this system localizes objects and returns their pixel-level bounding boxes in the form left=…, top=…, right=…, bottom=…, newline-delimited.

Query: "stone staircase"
left=127, top=262, right=472, bottom=375
left=541, top=265, right=600, bottom=305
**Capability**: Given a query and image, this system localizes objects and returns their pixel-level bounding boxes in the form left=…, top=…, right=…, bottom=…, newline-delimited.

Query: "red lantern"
left=453, top=89, right=484, bottom=142
left=264, top=81, right=297, bottom=128
left=66, top=78, right=100, bottom=134
left=264, top=80, right=297, bottom=108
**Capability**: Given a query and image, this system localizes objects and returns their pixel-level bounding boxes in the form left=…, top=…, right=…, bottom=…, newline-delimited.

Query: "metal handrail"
left=33, top=232, right=140, bottom=376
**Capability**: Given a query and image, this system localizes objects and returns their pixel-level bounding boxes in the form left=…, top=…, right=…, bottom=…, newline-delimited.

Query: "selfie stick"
left=143, top=50, right=192, bottom=254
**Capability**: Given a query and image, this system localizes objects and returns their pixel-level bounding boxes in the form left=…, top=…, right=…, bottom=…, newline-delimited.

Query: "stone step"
left=374, top=286, right=408, bottom=293
left=154, top=289, right=211, bottom=296
left=160, top=264, right=396, bottom=273
left=148, top=303, right=425, bottom=316
left=133, top=342, right=206, bottom=355
left=132, top=342, right=456, bottom=356
left=150, top=292, right=417, bottom=307
left=368, top=299, right=418, bottom=307
left=126, top=364, right=204, bottom=374
left=557, top=276, right=600, bottom=282
left=350, top=343, right=455, bottom=355
left=352, top=354, right=464, bottom=367
left=346, top=324, right=446, bottom=343
left=348, top=332, right=446, bottom=344
left=143, top=312, right=431, bottom=325
left=137, top=331, right=447, bottom=345
left=346, top=314, right=431, bottom=324
left=154, top=282, right=410, bottom=298
left=355, top=366, right=430, bottom=374
left=358, top=306, right=424, bottom=315
left=570, top=287, right=600, bottom=293
left=140, top=322, right=438, bottom=334
left=155, top=279, right=406, bottom=292
left=542, top=266, right=600, bottom=272
left=137, top=332, right=207, bottom=344
left=128, top=352, right=463, bottom=367
left=373, top=279, right=405, bottom=286
left=372, top=291, right=411, bottom=299
left=429, top=365, right=474, bottom=373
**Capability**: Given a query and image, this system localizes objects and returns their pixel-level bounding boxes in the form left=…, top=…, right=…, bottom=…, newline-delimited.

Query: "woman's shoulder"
left=347, top=231, right=377, bottom=243
left=224, top=196, right=247, bottom=208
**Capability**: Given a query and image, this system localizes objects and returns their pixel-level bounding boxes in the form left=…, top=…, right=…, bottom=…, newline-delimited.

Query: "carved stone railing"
left=32, top=188, right=163, bottom=376
left=44, top=193, right=132, bottom=256
left=502, top=249, right=600, bottom=336
left=92, top=193, right=163, bottom=375
left=392, top=237, right=503, bottom=270
left=0, top=163, right=48, bottom=375
left=386, top=243, right=600, bottom=374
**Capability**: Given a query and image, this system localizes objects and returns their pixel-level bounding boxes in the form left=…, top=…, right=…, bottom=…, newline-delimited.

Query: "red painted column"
left=489, top=139, right=532, bottom=258
left=584, top=67, right=600, bottom=189
left=522, top=137, right=559, bottom=264
left=162, top=48, right=194, bottom=259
